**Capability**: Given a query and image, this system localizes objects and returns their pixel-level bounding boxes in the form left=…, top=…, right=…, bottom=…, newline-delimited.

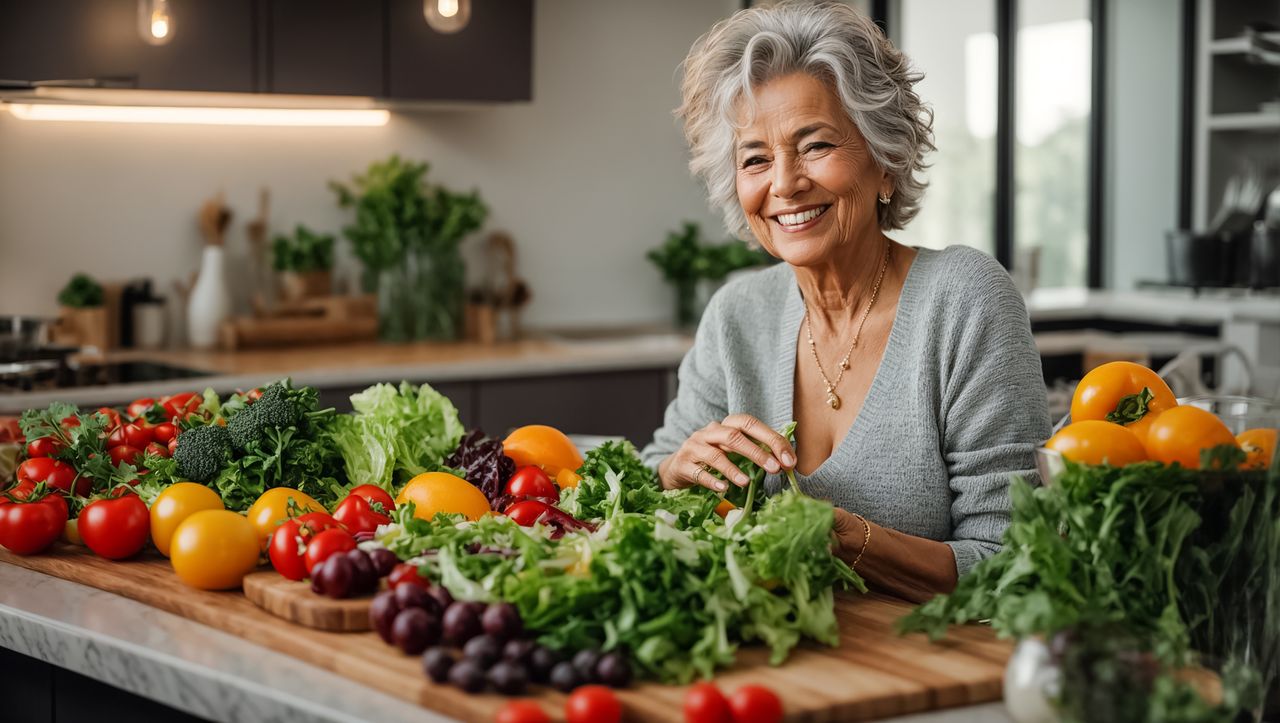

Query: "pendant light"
left=424, top=0, right=471, bottom=34
left=138, top=0, right=174, bottom=45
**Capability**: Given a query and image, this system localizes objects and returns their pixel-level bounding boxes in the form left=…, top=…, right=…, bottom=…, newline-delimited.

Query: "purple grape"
left=368, top=548, right=399, bottom=577
left=502, top=639, right=536, bottom=665
left=549, top=661, right=580, bottom=693
left=422, top=646, right=455, bottom=683
left=309, top=561, right=325, bottom=594
left=426, top=585, right=454, bottom=611
left=487, top=660, right=528, bottom=696
left=463, top=634, right=503, bottom=668
left=394, top=581, right=435, bottom=613
left=572, top=648, right=601, bottom=683
left=392, top=608, right=440, bottom=655
left=481, top=602, right=523, bottom=642
left=595, top=651, right=633, bottom=688
left=369, top=591, right=403, bottom=644
left=447, top=659, right=487, bottom=693
left=345, top=549, right=377, bottom=594
left=528, top=646, right=561, bottom=683
left=318, top=554, right=354, bottom=599
left=464, top=600, right=488, bottom=618
left=353, top=530, right=375, bottom=543
left=442, top=602, right=482, bottom=646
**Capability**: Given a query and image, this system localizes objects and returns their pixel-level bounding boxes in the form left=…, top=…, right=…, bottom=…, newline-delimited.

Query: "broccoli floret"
left=174, top=424, right=232, bottom=483
left=226, top=380, right=317, bottom=451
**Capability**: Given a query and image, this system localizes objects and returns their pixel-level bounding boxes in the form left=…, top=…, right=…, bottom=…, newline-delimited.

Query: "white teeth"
left=777, top=206, right=827, bottom=226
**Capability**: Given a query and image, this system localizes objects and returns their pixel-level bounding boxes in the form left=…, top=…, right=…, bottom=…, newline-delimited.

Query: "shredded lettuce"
left=329, top=381, right=465, bottom=492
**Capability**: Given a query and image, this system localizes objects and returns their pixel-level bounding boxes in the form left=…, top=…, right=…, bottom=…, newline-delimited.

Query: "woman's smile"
left=772, top=204, right=832, bottom=233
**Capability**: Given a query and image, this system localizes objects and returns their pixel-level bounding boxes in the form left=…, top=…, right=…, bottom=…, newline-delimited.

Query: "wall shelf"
left=1208, top=111, right=1280, bottom=131
left=1209, top=31, right=1280, bottom=57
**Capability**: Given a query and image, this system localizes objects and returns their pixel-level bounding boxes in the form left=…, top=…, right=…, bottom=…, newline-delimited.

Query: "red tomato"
left=168, top=437, right=179, bottom=455
left=269, top=519, right=313, bottom=581
left=126, top=398, right=157, bottom=420
left=121, top=423, right=153, bottom=449
left=95, top=407, right=123, bottom=431
left=0, top=489, right=68, bottom=555
left=565, top=686, right=622, bottom=723
left=151, top=422, right=178, bottom=445
left=388, top=562, right=429, bottom=590
left=303, top=528, right=356, bottom=575
left=145, top=441, right=172, bottom=459
left=162, top=393, right=201, bottom=422
left=106, top=426, right=127, bottom=448
left=79, top=494, right=150, bottom=560
left=108, top=445, right=144, bottom=468
left=1, top=480, right=36, bottom=502
left=684, top=682, right=732, bottom=723
left=0, top=418, right=23, bottom=445
left=296, top=511, right=342, bottom=533
left=504, top=499, right=552, bottom=527
left=728, top=685, right=783, bottom=723
left=497, top=700, right=551, bottom=723
left=17, top=457, right=85, bottom=497
left=348, top=484, right=396, bottom=513
left=332, top=494, right=391, bottom=535
left=506, top=466, right=558, bottom=501
left=244, top=388, right=263, bottom=403
left=25, top=437, right=63, bottom=458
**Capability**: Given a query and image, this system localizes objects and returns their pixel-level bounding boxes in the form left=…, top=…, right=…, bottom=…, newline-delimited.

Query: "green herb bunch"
left=646, top=222, right=770, bottom=285
left=271, top=225, right=335, bottom=273
left=56, top=273, right=104, bottom=308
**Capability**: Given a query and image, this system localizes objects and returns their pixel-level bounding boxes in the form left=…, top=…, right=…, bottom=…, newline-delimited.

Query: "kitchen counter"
left=1026, top=287, right=1280, bottom=326
left=0, top=562, right=1010, bottom=723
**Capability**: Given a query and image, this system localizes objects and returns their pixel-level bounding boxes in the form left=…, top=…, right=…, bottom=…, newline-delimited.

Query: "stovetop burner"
left=0, top=357, right=212, bottom=394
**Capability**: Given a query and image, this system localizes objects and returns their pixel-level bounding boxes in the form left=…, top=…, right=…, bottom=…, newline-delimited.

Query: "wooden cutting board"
left=0, top=546, right=1011, bottom=722
left=242, top=571, right=374, bottom=632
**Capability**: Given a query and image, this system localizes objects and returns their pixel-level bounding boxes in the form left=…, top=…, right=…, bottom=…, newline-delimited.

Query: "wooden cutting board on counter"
left=242, top=571, right=374, bottom=632
left=0, top=546, right=1012, bottom=722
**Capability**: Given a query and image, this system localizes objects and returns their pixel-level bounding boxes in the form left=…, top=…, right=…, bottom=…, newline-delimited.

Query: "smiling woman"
left=642, top=0, right=1051, bottom=603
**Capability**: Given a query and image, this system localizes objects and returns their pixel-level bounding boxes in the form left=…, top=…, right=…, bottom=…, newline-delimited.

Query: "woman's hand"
left=658, top=414, right=796, bottom=491
left=831, top=508, right=868, bottom=565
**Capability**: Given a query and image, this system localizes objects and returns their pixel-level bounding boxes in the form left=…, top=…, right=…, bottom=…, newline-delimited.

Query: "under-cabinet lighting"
left=3, top=103, right=390, bottom=127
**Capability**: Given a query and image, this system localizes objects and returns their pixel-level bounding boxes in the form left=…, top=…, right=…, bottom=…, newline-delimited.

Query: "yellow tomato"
left=555, top=468, right=582, bottom=490
left=1144, top=406, right=1238, bottom=470
left=503, top=425, right=583, bottom=477
left=396, top=472, right=491, bottom=522
left=150, top=482, right=225, bottom=557
left=1071, top=361, right=1178, bottom=446
left=245, top=488, right=326, bottom=548
left=1238, top=428, right=1278, bottom=471
left=1044, top=420, right=1148, bottom=467
left=169, top=510, right=261, bottom=590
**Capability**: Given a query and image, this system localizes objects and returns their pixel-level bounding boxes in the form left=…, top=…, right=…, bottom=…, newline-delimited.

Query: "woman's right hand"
left=657, top=414, right=796, bottom=491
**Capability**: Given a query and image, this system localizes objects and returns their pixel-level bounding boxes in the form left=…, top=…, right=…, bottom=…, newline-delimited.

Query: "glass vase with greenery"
left=331, top=156, right=488, bottom=342
left=646, top=222, right=771, bottom=328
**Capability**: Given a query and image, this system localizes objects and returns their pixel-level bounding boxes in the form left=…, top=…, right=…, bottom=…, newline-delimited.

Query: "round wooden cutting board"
left=242, top=571, right=373, bottom=632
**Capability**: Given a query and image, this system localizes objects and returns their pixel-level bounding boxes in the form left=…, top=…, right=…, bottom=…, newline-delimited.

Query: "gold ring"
left=693, top=465, right=706, bottom=486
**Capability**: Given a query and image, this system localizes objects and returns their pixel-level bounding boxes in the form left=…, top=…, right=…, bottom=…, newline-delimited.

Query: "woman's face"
left=734, top=72, right=890, bottom=268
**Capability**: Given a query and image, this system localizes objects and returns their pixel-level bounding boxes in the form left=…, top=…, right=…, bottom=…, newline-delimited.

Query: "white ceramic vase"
left=187, top=245, right=230, bottom=349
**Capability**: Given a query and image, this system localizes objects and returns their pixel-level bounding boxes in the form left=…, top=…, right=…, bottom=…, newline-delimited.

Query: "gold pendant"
left=827, top=390, right=841, bottom=409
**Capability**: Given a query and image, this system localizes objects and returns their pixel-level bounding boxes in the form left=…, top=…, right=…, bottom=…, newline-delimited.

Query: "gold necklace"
left=804, top=243, right=891, bottom=410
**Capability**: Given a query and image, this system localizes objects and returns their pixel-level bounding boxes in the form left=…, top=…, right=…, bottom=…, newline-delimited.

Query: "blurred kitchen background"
left=1, top=0, right=1278, bottom=435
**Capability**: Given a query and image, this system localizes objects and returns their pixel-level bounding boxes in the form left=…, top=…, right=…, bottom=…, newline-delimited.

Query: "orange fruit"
left=503, top=425, right=584, bottom=477
left=555, top=468, right=582, bottom=490
left=396, top=472, right=491, bottom=522
left=1144, top=406, right=1238, bottom=470
left=1238, top=428, right=1278, bottom=471
left=1045, top=420, right=1148, bottom=467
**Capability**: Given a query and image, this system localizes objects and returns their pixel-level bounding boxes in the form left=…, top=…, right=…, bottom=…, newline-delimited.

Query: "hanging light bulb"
left=424, top=0, right=471, bottom=34
left=138, top=0, right=174, bottom=45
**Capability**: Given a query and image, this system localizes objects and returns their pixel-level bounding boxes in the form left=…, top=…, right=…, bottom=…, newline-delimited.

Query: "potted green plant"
left=331, top=156, right=488, bottom=342
left=271, top=224, right=335, bottom=302
left=647, top=222, right=771, bottom=328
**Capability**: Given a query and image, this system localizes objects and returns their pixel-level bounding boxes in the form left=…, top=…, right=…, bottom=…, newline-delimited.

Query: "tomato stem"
left=1106, top=387, right=1154, bottom=426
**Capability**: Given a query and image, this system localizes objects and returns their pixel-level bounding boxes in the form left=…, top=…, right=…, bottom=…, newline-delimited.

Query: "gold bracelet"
left=850, top=513, right=871, bottom=570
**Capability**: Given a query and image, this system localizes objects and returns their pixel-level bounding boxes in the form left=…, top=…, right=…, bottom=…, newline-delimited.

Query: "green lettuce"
left=329, top=381, right=465, bottom=492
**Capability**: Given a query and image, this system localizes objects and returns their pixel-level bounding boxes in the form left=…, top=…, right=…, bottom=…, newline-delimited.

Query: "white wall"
left=0, top=0, right=739, bottom=328
left=1105, top=0, right=1183, bottom=290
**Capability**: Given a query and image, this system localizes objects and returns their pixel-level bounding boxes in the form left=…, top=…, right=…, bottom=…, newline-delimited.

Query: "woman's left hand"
left=831, top=508, right=867, bottom=565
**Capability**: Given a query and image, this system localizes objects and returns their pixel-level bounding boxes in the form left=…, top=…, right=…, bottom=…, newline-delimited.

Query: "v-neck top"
left=641, top=246, right=1052, bottom=576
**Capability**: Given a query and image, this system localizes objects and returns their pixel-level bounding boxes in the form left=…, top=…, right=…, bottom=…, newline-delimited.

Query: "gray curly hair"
left=677, top=1, right=935, bottom=239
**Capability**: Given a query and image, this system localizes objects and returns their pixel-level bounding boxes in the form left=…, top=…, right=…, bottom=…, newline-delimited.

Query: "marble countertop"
left=0, top=562, right=1010, bottom=723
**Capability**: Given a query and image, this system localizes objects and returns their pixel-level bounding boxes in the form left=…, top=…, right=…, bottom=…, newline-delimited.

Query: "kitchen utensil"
left=0, top=316, right=53, bottom=361
left=1166, top=229, right=1233, bottom=287
left=1208, top=168, right=1265, bottom=237
left=134, top=302, right=167, bottom=349
left=188, top=193, right=233, bottom=349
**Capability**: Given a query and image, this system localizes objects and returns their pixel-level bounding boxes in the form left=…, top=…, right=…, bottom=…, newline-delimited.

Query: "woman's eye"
left=741, top=156, right=767, bottom=168
left=804, top=142, right=834, bottom=153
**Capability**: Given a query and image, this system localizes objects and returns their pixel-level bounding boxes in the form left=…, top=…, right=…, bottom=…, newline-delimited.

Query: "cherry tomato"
left=728, top=685, right=783, bottom=723
left=245, top=488, right=328, bottom=548
left=303, top=528, right=357, bottom=575
left=0, top=488, right=68, bottom=556
left=244, top=387, right=264, bottom=403
left=565, top=686, right=622, bottom=723
left=1071, top=362, right=1177, bottom=446
left=17, top=457, right=86, bottom=497
left=333, top=494, right=391, bottom=535
left=269, top=519, right=314, bottom=581
left=94, top=407, right=124, bottom=431
left=1044, top=420, right=1148, bottom=467
left=79, top=493, right=150, bottom=560
left=1, top=480, right=36, bottom=502
left=1239, top=428, right=1278, bottom=471
left=25, top=437, right=63, bottom=458
left=504, top=499, right=552, bottom=527
left=684, top=682, right=732, bottom=723
left=106, top=426, right=128, bottom=448
left=145, top=441, right=171, bottom=459
left=497, top=700, right=551, bottom=723
left=151, top=422, right=178, bottom=445
left=162, top=392, right=201, bottom=422
left=388, top=562, right=429, bottom=590
left=506, top=465, right=558, bottom=500
left=168, top=437, right=179, bottom=455
left=297, top=510, right=342, bottom=532
left=169, top=510, right=260, bottom=590
left=108, top=445, right=144, bottom=468
left=121, top=423, right=153, bottom=449
left=1145, top=406, right=1239, bottom=470
left=0, top=418, right=23, bottom=445
left=348, top=484, right=395, bottom=513
left=126, top=398, right=157, bottom=420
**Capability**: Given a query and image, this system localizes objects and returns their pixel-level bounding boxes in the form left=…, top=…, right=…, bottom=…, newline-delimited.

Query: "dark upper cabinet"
left=0, top=0, right=254, bottom=92
left=388, top=0, right=532, bottom=102
left=269, top=0, right=384, bottom=96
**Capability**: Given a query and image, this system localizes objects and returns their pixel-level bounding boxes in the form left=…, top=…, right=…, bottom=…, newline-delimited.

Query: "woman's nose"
left=771, top=153, right=809, bottom=198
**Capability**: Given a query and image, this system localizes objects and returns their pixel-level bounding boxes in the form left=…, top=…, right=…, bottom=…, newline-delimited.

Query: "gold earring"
left=878, top=193, right=891, bottom=205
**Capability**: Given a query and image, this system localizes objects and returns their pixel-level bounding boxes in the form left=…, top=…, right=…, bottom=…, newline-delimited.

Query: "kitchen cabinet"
left=387, top=0, right=533, bottom=102
left=0, top=0, right=255, bottom=92
left=268, top=0, right=384, bottom=96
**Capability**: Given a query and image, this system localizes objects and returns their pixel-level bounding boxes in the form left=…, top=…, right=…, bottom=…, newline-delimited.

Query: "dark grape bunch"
left=310, top=547, right=398, bottom=599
